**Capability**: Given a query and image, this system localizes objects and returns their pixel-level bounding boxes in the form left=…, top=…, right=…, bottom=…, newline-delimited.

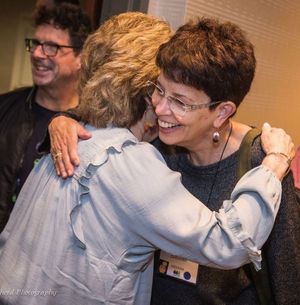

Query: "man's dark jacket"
left=0, top=87, right=36, bottom=232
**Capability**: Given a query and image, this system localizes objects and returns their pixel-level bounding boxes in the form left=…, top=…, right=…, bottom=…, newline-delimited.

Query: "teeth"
left=33, top=61, right=51, bottom=71
left=158, top=119, right=179, bottom=128
left=35, top=65, right=49, bottom=71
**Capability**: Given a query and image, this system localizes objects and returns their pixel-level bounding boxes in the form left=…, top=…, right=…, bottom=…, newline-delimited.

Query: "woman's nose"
left=152, top=95, right=172, bottom=116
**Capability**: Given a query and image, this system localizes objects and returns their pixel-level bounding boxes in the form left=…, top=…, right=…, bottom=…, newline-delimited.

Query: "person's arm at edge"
left=49, top=119, right=295, bottom=182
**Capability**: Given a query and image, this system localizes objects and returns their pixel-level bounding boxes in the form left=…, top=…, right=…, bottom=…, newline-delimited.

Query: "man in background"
left=0, top=3, right=91, bottom=232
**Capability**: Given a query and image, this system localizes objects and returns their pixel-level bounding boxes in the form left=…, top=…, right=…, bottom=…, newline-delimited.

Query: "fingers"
left=52, top=149, right=69, bottom=178
left=50, top=130, right=74, bottom=178
left=260, top=122, right=295, bottom=180
left=66, top=123, right=92, bottom=169
left=78, top=125, right=92, bottom=140
left=261, top=122, right=295, bottom=160
left=49, top=117, right=71, bottom=177
left=52, top=152, right=62, bottom=167
left=262, top=122, right=271, bottom=131
left=67, top=124, right=91, bottom=165
left=58, top=138, right=74, bottom=178
left=49, top=116, right=87, bottom=178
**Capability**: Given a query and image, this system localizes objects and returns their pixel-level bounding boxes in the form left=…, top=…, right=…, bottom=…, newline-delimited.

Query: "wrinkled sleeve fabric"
left=87, top=141, right=281, bottom=270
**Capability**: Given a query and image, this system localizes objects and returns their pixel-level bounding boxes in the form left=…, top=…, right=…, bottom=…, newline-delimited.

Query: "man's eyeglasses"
left=25, top=38, right=80, bottom=57
left=146, top=80, right=222, bottom=117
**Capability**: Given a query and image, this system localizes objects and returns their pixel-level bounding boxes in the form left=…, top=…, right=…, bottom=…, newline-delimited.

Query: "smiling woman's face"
left=151, top=72, right=218, bottom=151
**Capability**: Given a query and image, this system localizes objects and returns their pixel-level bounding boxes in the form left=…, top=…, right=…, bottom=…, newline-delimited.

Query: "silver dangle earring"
left=212, top=131, right=220, bottom=143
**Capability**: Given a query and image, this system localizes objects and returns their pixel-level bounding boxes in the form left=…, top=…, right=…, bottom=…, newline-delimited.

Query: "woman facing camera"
left=150, top=18, right=299, bottom=305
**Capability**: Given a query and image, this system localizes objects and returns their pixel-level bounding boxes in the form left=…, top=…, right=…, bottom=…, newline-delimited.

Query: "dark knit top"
left=151, top=137, right=300, bottom=305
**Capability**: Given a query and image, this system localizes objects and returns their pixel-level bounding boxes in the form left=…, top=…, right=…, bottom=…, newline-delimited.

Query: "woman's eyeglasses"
left=146, top=80, right=222, bottom=117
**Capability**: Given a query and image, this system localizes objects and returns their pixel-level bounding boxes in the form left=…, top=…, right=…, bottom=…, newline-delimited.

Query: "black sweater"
left=151, top=137, right=300, bottom=305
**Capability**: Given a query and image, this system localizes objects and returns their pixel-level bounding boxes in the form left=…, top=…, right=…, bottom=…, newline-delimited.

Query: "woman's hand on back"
left=49, top=116, right=91, bottom=178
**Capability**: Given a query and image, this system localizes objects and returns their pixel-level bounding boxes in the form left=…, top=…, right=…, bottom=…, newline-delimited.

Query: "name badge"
left=158, top=251, right=198, bottom=284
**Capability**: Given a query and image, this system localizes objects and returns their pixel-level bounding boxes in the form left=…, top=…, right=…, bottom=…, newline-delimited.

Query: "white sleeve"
left=94, top=142, right=281, bottom=270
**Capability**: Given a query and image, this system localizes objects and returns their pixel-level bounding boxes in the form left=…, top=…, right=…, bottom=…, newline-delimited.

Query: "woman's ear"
left=213, top=101, right=236, bottom=128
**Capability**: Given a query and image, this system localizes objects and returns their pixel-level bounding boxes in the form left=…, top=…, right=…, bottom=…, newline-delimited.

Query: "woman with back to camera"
left=46, top=16, right=296, bottom=305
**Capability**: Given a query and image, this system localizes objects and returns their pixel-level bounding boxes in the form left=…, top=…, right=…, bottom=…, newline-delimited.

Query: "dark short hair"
left=33, top=3, right=92, bottom=55
left=156, top=17, right=256, bottom=108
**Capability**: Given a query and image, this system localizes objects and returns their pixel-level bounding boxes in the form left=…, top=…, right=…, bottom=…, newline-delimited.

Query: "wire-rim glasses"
left=146, top=80, right=222, bottom=117
left=25, top=38, right=80, bottom=57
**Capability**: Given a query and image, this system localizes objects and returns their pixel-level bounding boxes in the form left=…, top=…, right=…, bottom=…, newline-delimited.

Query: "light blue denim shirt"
left=0, top=125, right=281, bottom=305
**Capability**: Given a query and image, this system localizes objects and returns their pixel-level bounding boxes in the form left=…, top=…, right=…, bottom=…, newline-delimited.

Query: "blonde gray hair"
left=76, top=12, right=172, bottom=128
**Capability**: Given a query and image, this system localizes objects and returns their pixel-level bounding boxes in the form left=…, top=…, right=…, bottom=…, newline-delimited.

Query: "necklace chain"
left=207, top=122, right=233, bottom=205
